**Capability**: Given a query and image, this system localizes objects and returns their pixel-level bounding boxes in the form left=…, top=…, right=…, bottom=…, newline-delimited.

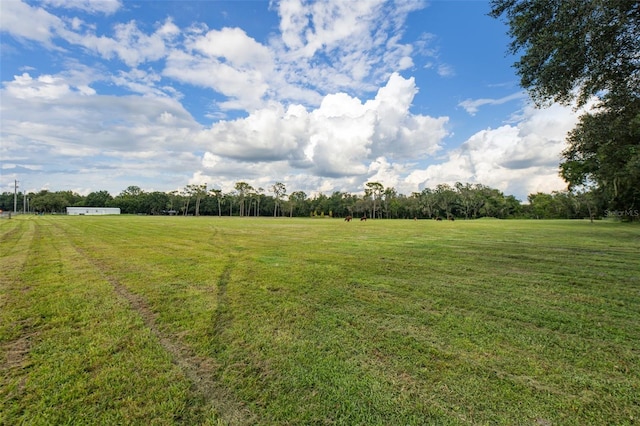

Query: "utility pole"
left=14, top=180, right=18, bottom=213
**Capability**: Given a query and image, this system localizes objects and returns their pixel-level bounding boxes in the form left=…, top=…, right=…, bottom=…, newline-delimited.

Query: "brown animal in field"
left=345, top=215, right=352, bottom=222
left=448, top=216, right=455, bottom=221
left=360, top=216, right=367, bottom=221
left=435, top=216, right=442, bottom=221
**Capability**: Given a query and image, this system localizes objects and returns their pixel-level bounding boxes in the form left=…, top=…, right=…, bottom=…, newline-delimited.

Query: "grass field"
left=1, top=215, right=639, bottom=425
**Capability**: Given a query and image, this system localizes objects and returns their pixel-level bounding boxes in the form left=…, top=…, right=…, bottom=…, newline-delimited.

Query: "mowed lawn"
left=1, top=216, right=638, bottom=425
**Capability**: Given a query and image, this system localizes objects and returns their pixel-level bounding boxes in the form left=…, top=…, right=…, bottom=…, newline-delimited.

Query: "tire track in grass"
left=51, top=221, right=256, bottom=425
left=211, top=262, right=233, bottom=354
left=0, top=218, right=39, bottom=406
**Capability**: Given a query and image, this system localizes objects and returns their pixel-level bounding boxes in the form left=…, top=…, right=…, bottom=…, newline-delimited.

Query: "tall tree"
left=209, top=189, right=223, bottom=217
left=382, top=186, right=398, bottom=219
left=185, top=184, right=207, bottom=216
left=254, top=187, right=264, bottom=217
left=234, top=182, right=253, bottom=217
left=271, top=182, right=286, bottom=217
left=419, top=188, right=437, bottom=219
left=365, top=182, right=384, bottom=218
left=490, top=0, right=640, bottom=214
left=115, top=186, right=144, bottom=214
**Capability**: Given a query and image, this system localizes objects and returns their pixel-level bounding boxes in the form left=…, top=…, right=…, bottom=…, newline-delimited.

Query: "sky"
left=1, top=0, right=589, bottom=201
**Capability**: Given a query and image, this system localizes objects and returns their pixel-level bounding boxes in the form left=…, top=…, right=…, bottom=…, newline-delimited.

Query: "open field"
left=1, top=215, right=639, bottom=425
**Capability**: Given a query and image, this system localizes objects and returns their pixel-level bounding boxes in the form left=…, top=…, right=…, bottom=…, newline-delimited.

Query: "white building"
left=66, top=207, right=121, bottom=215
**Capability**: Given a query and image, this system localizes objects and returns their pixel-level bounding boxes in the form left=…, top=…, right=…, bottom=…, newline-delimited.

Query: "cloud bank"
left=1, top=0, right=583, bottom=201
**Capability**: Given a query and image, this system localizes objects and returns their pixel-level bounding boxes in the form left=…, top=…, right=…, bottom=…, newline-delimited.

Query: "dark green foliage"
left=84, top=190, right=113, bottom=207
left=490, top=0, right=640, bottom=108
left=490, top=0, right=640, bottom=217
left=561, top=95, right=640, bottom=213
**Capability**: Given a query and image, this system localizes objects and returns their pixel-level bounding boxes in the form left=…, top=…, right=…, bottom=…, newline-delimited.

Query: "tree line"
left=1, top=181, right=628, bottom=220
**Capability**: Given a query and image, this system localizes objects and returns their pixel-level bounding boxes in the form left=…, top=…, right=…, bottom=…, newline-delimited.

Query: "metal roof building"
left=66, top=207, right=121, bottom=215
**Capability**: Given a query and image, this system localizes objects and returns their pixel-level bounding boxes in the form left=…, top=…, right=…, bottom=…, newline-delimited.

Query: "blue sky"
left=1, top=0, right=587, bottom=201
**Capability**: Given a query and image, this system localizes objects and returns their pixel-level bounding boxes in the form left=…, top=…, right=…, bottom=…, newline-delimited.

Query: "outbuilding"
left=66, top=207, right=121, bottom=215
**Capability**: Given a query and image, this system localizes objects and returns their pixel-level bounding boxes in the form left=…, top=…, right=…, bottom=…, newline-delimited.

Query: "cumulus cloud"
left=164, top=27, right=273, bottom=110
left=4, top=73, right=72, bottom=100
left=196, top=73, right=448, bottom=178
left=406, top=103, right=584, bottom=200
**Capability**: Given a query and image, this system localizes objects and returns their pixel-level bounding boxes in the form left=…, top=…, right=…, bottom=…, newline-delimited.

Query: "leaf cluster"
left=490, top=0, right=640, bottom=107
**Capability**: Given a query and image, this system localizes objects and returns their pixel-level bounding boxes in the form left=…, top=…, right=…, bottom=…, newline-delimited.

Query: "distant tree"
left=142, top=191, right=170, bottom=215
left=271, top=182, right=286, bottom=217
left=418, top=188, right=436, bottom=219
left=382, top=187, right=398, bottom=219
left=209, top=189, right=223, bottom=217
left=528, top=192, right=556, bottom=219
left=434, top=184, right=458, bottom=219
left=0, top=192, right=14, bottom=212
left=121, top=186, right=143, bottom=197
left=185, top=184, right=207, bottom=216
left=168, top=190, right=182, bottom=214
left=288, top=191, right=307, bottom=217
left=85, top=190, right=113, bottom=207
left=455, top=182, right=483, bottom=219
left=181, top=187, right=191, bottom=216
left=114, top=186, right=144, bottom=214
left=29, top=190, right=82, bottom=213
left=365, top=182, right=384, bottom=218
left=254, top=187, right=264, bottom=217
left=234, top=182, right=253, bottom=217
left=225, top=191, right=236, bottom=216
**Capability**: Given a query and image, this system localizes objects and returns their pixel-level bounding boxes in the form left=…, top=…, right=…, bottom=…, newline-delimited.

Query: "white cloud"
left=42, top=0, right=122, bottom=15
left=1, top=70, right=202, bottom=189
left=406, top=103, right=583, bottom=200
left=64, top=18, right=178, bottom=67
left=163, top=27, right=274, bottom=110
left=196, top=102, right=309, bottom=161
left=459, top=92, right=527, bottom=116
left=437, top=64, right=455, bottom=77
left=190, top=27, right=272, bottom=68
left=195, top=73, right=448, bottom=178
left=273, top=0, right=425, bottom=95
left=2, top=0, right=584, bottom=203
left=0, top=2, right=177, bottom=68
left=0, top=1, right=64, bottom=45
left=4, top=73, right=71, bottom=100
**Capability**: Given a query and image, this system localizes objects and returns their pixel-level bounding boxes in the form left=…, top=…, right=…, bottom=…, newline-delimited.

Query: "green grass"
left=1, top=216, right=639, bottom=425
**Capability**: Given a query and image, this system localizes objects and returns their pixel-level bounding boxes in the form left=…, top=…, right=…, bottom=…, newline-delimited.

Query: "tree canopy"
left=490, top=0, right=639, bottom=108
left=490, top=0, right=640, bottom=216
